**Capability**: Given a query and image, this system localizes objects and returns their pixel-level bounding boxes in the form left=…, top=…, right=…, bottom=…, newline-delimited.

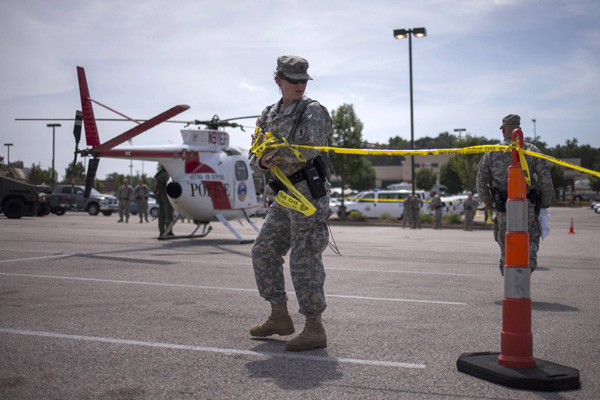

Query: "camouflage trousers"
left=251, top=181, right=331, bottom=317
left=493, top=204, right=541, bottom=271
left=464, top=210, right=475, bottom=229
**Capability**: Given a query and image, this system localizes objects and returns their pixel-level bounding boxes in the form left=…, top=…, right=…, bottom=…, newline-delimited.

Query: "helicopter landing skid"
left=214, top=213, right=255, bottom=244
left=157, top=220, right=212, bottom=241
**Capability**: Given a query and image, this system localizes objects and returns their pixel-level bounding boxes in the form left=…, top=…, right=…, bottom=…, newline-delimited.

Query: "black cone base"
left=457, top=352, right=580, bottom=392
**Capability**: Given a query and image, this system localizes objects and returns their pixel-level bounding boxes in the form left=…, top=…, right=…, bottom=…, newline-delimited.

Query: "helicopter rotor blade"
left=84, top=158, right=100, bottom=199
left=90, top=105, right=189, bottom=154
left=71, top=110, right=83, bottom=185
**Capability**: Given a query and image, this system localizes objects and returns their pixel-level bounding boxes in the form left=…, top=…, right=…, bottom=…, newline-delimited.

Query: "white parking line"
left=0, top=272, right=465, bottom=305
left=0, top=328, right=426, bottom=369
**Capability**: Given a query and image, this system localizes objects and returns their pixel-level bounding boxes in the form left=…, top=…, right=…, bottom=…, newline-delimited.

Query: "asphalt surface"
left=1, top=207, right=598, bottom=399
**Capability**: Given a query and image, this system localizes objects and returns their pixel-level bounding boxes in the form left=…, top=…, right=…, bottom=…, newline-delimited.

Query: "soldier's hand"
left=252, top=132, right=266, bottom=146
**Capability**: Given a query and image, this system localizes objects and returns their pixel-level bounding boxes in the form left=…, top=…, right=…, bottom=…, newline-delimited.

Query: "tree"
left=451, top=135, right=494, bottom=192
left=329, top=104, right=375, bottom=198
left=63, top=161, right=86, bottom=185
left=440, top=161, right=462, bottom=194
left=549, top=163, right=565, bottom=193
left=27, top=163, right=56, bottom=186
left=589, top=163, right=600, bottom=193
left=415, top=167, right=436, bottom=191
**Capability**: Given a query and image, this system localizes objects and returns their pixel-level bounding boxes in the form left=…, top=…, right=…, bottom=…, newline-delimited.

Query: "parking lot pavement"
left=1, top=208, right=598, bottom=399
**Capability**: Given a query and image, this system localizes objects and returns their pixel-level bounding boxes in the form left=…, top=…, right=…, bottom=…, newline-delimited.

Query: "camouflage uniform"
left=134, top=181, right=150, bottom=223
left=155, top=166, right=174, bottom=236
left=116, top=183, right=134, bottom=222
left=249, top=95, right=332, bottom=318
left=463, top=195, right=477, bottom=231
left=476, top=137, right=553, bottom=273
left=411, top=196, right=422, bottom=229
left=431, top=194, right=443, bottom=229
left=402, top=196, right=412, bottom=228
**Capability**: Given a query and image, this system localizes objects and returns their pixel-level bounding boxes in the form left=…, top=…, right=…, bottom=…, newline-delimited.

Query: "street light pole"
left=4, top=143, right=13, bottom=167
left=47, top=123, right=61, bottom=186
left=394, top=27, right=427, bottom=195
left=532, top=118, right=537, bottom=143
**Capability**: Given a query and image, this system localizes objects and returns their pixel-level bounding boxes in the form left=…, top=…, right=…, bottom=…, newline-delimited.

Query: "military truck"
left=0, top=176, right=43, bottom=219
left=50, top=185, right=118, bottom=216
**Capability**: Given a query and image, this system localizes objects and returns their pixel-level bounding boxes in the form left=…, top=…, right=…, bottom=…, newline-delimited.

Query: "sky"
left=1, top=0, right=599, bottom=181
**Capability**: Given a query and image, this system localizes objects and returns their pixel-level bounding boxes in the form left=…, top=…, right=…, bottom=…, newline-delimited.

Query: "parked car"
left=50, top=185, right=118, bottom=216
left=129, top=194, right=160, bottom=219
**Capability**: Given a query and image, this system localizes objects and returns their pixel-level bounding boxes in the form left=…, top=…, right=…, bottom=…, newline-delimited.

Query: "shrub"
left=378, top=212, right=396, bottom=221
left=443, top=213, right=462, bottom=224
left=420, top=212, right=435, bottom=223
left=348, top=210, right=366, bottom=220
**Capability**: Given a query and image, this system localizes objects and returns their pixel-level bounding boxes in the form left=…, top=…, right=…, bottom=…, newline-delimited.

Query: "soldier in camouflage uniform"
left=476, top=114, right=554, bottom=275
left=249, top=56, right=332, bottom=352
left=463, top=191, right=477, bottom=231
left=431, top=191, right=443, bottom=229
left=402, top=195, right=412, bottom=228
left=411, top=194, right=423, bottom=229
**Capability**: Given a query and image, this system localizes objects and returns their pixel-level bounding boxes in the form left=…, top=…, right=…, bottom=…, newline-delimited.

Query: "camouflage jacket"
left=249, top=96, right=332, bottom=177
left=476, top=138, right=554, bottom=209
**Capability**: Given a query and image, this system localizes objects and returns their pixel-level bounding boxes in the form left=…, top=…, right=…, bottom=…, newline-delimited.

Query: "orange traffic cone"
left=568, top=218, right=575, bottom=234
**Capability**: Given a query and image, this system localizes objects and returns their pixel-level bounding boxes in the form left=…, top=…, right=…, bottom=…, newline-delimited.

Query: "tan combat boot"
left=285, top=315, right=327, bottom=351
left=250, top=302, right=295, bottom=337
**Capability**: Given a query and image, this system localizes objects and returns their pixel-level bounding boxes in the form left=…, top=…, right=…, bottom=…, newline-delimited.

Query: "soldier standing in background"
left=431, top=191, right=442, bottom=229
left=116, top=179, right=134, bottom=223
left=463, top=191, right=477, bottom=231
left=249, top=55, right=332, bottom=352
left=476, top=114, right=554, bottom=275
left=134, top=179, right=150, bottom=223
left=402, top=195, right=413, bottom=228
left=411, top=194, right=422, bottom=229
left=155, top=165, right=174, bottom=237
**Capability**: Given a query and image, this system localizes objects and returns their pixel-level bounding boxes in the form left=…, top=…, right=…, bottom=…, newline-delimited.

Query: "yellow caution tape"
left=251, top=133, right=600, bottom=215
left=270, top=166, right=316, bottom=216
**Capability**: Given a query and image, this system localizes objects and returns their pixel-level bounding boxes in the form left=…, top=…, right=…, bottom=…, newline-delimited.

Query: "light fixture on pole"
left=394, top=27, right=427, bottom=195
left=532, top=117, right=537, bottom=143
left=454, top=128, right=466, bottom=140
left=47, top=123, right=61, bottom=186
left=4, top=143, right=13, bottom=167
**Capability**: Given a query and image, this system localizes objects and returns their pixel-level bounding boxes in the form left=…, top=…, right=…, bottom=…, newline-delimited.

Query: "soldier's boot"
left=285, top=315, right=327, bottom=352
left=250, top=302, right=295, bottom=337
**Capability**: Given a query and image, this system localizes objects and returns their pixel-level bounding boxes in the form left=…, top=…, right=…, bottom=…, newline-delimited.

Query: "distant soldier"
left=117, top=179, right=134, bottom=223
left=411, top=194, right=423, bottom=229
left=134, top=179, right=150, bottom=223
left=431, top=191, right=443, bottom=229
left=476, top=114, right=554, bottom=275
left=463, top=191, right=477, bottom=231
left=402, top=195, right=413, bottom=228
left=155, top=165, right=174, bottom=237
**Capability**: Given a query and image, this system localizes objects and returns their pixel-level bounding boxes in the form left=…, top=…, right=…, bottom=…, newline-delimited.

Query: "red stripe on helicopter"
left=186, top=153, right=231, bottom=210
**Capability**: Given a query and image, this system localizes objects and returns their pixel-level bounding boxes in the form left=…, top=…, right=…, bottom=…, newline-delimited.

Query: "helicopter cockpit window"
left=224, top=147, right=241, bottom=156
left=235, top=161, right=248, bottom=181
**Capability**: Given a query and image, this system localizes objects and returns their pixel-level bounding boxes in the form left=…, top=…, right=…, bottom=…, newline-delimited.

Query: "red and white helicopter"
left=69, top=66, right=262, bottom=242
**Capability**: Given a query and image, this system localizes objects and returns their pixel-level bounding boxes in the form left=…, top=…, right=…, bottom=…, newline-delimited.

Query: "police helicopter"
left=22, top=66, right=263, bottom=243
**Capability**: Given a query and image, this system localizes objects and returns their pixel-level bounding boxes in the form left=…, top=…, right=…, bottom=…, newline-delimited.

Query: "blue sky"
left=1, top=0, right=599, bottom=181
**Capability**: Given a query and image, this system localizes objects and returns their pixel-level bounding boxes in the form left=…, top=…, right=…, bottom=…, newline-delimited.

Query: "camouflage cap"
left=501, top=114, right=520, bottom=128
left=277, top=55, right=313, bottom=80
